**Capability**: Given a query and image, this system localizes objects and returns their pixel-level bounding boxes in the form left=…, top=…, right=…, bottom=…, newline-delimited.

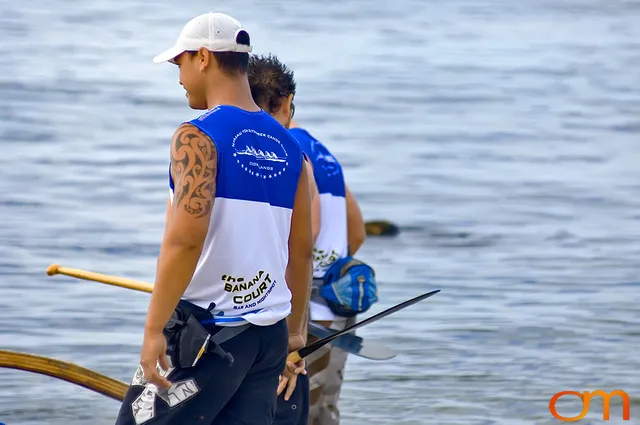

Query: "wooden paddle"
left=0, top=349, right=128, bottom=401
left=286, top=289, right=440, bottom=364
left=47, top=264, right=438, bottom=366
left=46, top=264, right=399, bottom=361
left=0, top=282, right=427, bottom=402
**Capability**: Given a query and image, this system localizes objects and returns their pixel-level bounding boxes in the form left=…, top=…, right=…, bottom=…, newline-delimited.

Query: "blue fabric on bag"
left=319, top=256, right=378, bottom=317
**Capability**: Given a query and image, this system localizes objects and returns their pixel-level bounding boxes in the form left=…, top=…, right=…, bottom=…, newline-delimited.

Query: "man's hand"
left=140, top=331, right=171, bottom=389
left=288, top=333, right=306, bottom=352
left=277, top=334, right=307, bottom=400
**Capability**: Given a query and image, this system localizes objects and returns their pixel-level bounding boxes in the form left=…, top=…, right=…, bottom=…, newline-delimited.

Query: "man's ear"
left=198, top=47, right=212, bottom=71
left=282, top=93, right=294, bottom=118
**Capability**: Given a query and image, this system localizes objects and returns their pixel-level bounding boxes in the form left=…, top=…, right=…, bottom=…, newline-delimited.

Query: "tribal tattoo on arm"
left=170, top=124, right=217, bottom=218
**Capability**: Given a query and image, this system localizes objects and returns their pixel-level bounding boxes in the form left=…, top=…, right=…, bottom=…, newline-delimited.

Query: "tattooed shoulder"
left=170, top=123, right=217, bottom=218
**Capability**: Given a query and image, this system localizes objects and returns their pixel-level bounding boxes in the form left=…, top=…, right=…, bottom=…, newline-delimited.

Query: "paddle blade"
left=298, top=289, right=440, bottom=359
left=307, top=321, right=396, bottom=361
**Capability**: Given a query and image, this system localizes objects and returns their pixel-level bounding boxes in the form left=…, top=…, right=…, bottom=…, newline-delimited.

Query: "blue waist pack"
left=319, top=256, right=378, bottom=318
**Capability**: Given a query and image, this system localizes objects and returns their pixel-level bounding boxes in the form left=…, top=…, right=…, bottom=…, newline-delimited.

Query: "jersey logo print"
left=232, top=128, right=289, bottom=179
left=314, top=142, right=340, bottom=177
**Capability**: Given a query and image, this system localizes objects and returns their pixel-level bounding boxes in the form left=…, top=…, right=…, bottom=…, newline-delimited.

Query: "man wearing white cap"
left=113, top=12, right=313, bottom=425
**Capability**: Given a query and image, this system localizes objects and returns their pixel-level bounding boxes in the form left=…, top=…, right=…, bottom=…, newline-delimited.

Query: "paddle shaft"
left=47, top=264, right=307, bottom=364
left=47, top=264, right=153, bottom=293
left=47, top=264, right=432, bottom=365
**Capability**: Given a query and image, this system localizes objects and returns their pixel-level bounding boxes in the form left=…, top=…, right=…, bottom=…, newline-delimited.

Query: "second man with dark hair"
left=248, top=53, right=371, bottom=425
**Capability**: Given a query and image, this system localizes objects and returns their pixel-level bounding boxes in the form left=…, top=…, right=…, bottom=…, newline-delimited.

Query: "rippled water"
left=1, top=1, right=639, bottom=424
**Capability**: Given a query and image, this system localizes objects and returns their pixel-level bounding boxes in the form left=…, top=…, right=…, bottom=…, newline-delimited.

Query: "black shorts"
left=114, top=318, right=288, bottom=425
left=273, top=372, right=310, bottom=425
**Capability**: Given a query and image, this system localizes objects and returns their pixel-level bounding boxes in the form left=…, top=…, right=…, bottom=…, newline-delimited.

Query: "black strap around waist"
left=168, top=300, right=253, bottom=367
left=211, top=323, right=251, bottom=345
left=206, top=323, right=252, bottom=366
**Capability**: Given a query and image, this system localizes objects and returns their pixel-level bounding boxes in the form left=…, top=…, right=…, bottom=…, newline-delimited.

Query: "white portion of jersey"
left=310, top=298, right=339, bottom=322
left=169, top=195, right=293, bottom=327
left=312, top=193, right=348, bottom=277
left=309, top=192, right=349, bottom=322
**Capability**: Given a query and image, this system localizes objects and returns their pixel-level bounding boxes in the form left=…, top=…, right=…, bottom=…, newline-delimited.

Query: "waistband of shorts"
left=177, top=299, right=265, bottom=327
left=199, top=308, right=266, bottom=327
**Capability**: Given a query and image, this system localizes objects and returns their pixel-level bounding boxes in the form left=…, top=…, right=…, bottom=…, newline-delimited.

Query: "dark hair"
left=188, top=30, right=250, bottom=76
left=213, top=52, right=249, bottom=75
left=247, top=53, right=296, bottom=113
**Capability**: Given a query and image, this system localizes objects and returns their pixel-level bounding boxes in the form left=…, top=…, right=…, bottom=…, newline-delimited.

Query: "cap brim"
left=152, top=45, right=185, bottom=64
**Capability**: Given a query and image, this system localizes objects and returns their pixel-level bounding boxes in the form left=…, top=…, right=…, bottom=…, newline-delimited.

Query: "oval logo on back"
left=314, top=147, right=340, bottom=177
left=233, top=129, right=289, bottom=179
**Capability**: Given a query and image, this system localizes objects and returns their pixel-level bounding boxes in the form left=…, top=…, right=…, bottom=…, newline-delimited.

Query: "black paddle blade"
left=298, top=289, right=441, bottom=359
left=307, top=321, right=396, bottom=361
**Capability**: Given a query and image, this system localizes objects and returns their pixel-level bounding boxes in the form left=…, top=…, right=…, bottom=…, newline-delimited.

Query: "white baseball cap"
left=153, top=12, right=252, bottom=64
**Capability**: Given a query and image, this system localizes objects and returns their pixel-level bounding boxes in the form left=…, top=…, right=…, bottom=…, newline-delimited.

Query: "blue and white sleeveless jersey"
left=169, top=105, right=303, bottom=327
left=289, top=127, right=348, bottom=321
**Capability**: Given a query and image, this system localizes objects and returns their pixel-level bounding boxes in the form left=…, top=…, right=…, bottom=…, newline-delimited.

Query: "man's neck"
left=289, top=119, right=300, bottom=129
left=205, top=76, right=261, bottom=112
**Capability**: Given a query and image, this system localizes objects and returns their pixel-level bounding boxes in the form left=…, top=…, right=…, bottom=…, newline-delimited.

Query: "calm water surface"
left=1, top=1, right=639, bottom=424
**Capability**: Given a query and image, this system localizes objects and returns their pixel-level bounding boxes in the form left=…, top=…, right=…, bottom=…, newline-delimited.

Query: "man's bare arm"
left=157, top=197, right=172, bottom=270
left=145, top=123, right=217, bottom=335
left=285, top=162, right=314, bottom=341
left=345, top=185, right=365, bottom=256
left=304, top=159, right=321, bottom=242
left=163, top=197, right=171, bottom=236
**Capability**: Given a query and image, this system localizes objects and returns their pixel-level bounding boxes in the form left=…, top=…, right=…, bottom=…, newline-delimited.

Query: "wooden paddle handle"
left=286, top=351, right=302, bottom=364
left=47, top=264, right=153, bottom=293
